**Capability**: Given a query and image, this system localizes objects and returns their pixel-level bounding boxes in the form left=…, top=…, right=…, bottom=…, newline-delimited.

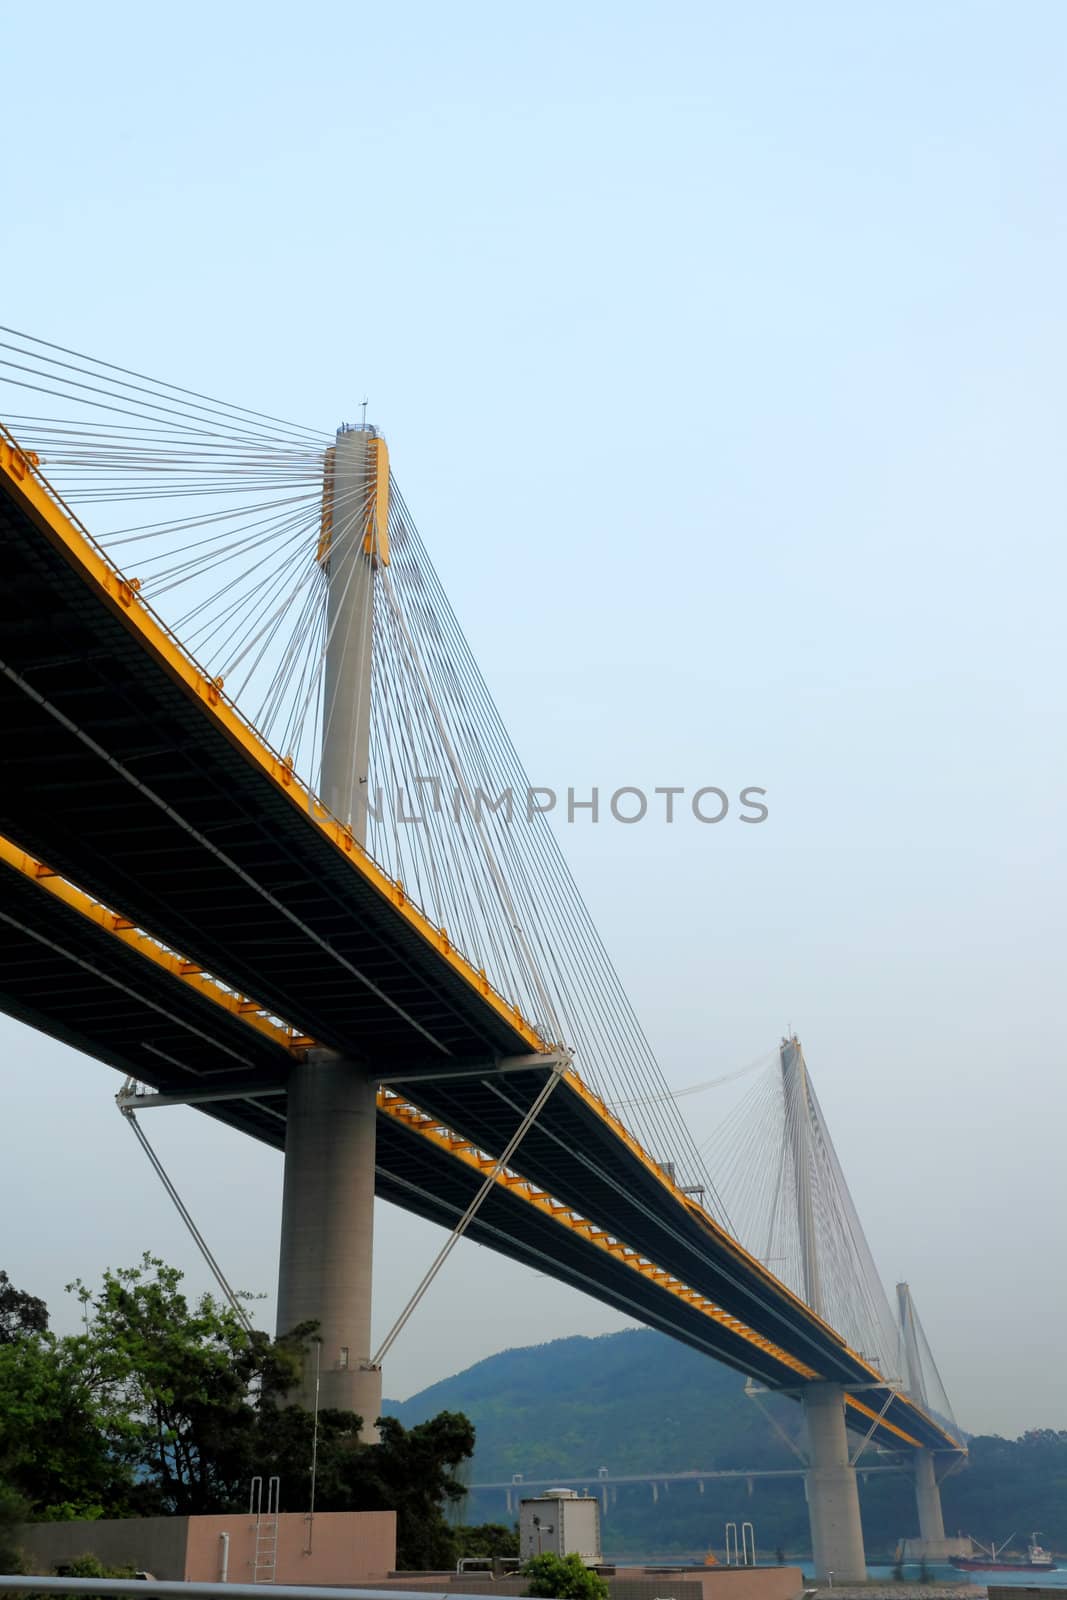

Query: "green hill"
left=386, top=1328, right=801, bottom=1481
left=385, top=1328, right=1067, bottom=1560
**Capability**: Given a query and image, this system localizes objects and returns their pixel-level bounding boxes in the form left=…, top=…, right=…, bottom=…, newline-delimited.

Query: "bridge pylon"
left=275, top=424, right=389, bottom=1438
left=896, top=1283, right=958, bottom=1558
left=802, top=1383, right=868, bottom=1582
left=781, top=1039, right=867, bottom=1581
left=913, top=1448, right=946, bottom=1545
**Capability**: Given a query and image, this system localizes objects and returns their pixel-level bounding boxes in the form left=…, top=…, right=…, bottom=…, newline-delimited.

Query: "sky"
left=1, top=0, right=1065, bottom=1440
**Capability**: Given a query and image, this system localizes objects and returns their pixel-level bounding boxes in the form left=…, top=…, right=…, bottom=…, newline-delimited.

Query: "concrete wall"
left=186, top=1511, right=396, bottom=1586
left=15, top=1510, right=396, bottom=1587
left=367, top=1567, right=804, bottom=1600
left=620, top=1567, right=804, bottom=1600
left=14, top=1516, right=190, bottom=1580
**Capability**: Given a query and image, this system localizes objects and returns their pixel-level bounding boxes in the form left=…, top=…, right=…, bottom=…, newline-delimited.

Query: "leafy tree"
left=331, top=1412, right=476, bottom=1568
left=0, top=1330, right=129, bottom=1519
left=524, top=1552, right=608, bottom=1600
left=455, top=1522, right=520, bottom=1560
left=0, top=1256, right=478, bottom=1567
left=0, top=1272, right=48, bottom=1344
left=64, top=1254, right=303, bottom=1515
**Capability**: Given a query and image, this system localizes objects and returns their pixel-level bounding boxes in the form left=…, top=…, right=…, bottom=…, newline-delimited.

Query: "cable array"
left=899, top=1283, right=959, bottom=1434
left=703, top=1041, right=904, bottom=1381
left=0, top=329, right=726, bottom=1213
left=0, top=332, right=965, bottom=1421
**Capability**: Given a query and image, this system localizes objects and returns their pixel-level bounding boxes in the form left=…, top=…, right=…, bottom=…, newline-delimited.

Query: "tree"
left=524, top=1553, right=608, bottom=1600
left=0, top=1256, right=478, bottom=1565
left=331, top=1412, right=476, bottom=1568
left=455, top=1523, right=520, bottom=1560
left=0, top=1272, right=48, bottom=1344
left=0, top=1329, right=129, bottom=1519
left=64, top=1254, right=303, bottom=1515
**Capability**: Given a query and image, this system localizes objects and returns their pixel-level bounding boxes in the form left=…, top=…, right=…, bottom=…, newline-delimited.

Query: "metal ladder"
left=249, top=1475, right=280, bottom=1584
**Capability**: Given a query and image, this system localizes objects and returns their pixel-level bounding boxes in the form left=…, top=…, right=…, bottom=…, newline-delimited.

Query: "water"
left=606, top=1560, right=1067, bottom=1588
left=846, top=1566, right=1066, bottom=1589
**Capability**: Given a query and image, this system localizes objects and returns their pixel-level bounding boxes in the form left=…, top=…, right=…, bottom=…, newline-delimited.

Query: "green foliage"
left=387, top=1328, right=804, bottom=1481
left=454, top=1522, right=520, bottom=1560
left=524, top=1552, right=608, bottom=1600
left=337, top=1412, right=476, bottom=1569
left=45, top=1553, right=138, bottom=1600
left=0, top=1272, right=48, bottom=1345
left=0, top=1325, right=128, bottom=1519
left=391, top=1328, right=1067, bottom=1559
left=0, top=1255, right=477, bottom=1572
left=56, top=1556, right=136, bottom=1578
left=62, top=1253, right=302, bottom=1516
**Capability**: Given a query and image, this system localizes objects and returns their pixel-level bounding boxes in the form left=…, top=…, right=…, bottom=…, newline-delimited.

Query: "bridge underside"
left=0, top=454, right=959, bottom=1457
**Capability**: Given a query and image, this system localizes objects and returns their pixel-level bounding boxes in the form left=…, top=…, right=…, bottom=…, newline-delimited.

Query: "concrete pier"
left=276, top=1049, right=382, bottom=1435
left=275, top=428, right=389, bottom=1438
left=803, top=1383, right=867, bottom=1582
left=914, top=1449, right=945, bottom=1545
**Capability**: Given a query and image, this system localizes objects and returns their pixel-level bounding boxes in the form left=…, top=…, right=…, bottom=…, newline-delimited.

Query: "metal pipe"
left=217, top=1534, right=229, bottom=1585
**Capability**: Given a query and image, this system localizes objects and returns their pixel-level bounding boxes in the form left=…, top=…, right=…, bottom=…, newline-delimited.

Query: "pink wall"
left=690, top=1567, right=805, bottom=1600
left=184, top=1510, right=397, bottom=1586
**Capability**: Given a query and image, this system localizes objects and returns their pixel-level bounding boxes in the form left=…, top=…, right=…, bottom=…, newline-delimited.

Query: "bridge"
left=0, top=329, right=964, bottom=1582
left=468, top=1464, right=912, bottom=1516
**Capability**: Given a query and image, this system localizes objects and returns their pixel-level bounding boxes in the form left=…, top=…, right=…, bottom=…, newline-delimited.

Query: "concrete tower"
left=781, top=1037, right=867, bottom=1583
left=275, top=426, right=389, bottom=1437
left=897, top=1282, right=948, bottom=1552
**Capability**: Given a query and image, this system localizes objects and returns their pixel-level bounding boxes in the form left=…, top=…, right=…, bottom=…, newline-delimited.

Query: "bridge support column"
left=276, top=1049, right=382, bottom=1440
left=319, top=424, right=387, bottom=831
left=803, top=1383, right=866, bottom=1582
left=272, top=423, right=388, bottom=1439
left=914, top=1450, right=945, bottom=1544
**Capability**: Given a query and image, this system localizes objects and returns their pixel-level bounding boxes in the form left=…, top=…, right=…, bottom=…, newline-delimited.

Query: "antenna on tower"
left=361, top=397, right=368, bottom=428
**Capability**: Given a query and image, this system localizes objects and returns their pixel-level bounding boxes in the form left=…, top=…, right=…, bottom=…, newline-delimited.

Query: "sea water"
left=606, top=1560, right=1067, bottom=1588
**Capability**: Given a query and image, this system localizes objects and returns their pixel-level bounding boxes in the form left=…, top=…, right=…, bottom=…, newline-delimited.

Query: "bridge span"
left=468, top=1464, right=909, bottom=1514
left=0, top=348, right=964, bottom=1584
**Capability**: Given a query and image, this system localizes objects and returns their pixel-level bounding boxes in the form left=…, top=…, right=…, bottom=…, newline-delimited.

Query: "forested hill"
left=384, top=1327, right=801, bottom=1481
left=385, top=1328, right=1067, bottom=1559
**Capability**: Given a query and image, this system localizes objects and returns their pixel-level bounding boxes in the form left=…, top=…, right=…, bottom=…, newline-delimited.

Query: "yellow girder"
left=0, top=430, right=963, bottom=1451
left=377, top=1088, right=821, bottom=1381
left=0, top=426, right=543, bottom=1058
left=0, top=833, right=309, bottom=1055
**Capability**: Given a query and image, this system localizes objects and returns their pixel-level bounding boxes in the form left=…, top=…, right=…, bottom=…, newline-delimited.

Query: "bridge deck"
left=0, top=435, right=959, bottom=1456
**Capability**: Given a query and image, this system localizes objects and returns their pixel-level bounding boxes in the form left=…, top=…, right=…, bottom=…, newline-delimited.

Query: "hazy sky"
left=2, top=1, right=1065, bottom=1441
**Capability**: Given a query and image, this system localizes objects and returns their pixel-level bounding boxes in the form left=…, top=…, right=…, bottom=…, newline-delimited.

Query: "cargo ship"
left=950, top=1534, right=1056, bottom=1572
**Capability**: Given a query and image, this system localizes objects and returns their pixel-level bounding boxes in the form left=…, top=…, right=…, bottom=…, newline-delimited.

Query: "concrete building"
left=14, top=1510, right=396, bottom=1587
left=368, top=1565, right=805, bottom=1600
left=519, top=1490, right=602, bottom=1564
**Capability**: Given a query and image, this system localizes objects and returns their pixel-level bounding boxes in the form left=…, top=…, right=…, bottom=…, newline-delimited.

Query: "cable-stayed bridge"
left=0, top=331, right=963, bottom=1580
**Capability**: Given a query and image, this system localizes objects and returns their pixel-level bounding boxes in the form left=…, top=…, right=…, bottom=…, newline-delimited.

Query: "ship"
left=950, top=1533, right=1057, bottom=1572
